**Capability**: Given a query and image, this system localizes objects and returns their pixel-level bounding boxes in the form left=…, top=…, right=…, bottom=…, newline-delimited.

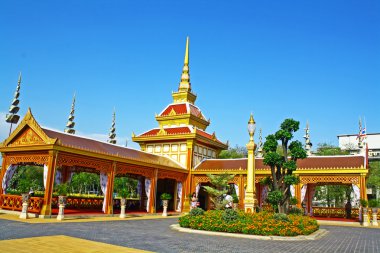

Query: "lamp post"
left=245, top=113, right=257, bottom=213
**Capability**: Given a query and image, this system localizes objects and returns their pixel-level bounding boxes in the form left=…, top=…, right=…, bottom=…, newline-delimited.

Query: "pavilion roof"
left=42, top=128, right=185, bottom=169
left=137, top=125, right=226, bottom=145
left=158, top=102, right=206, bottom=119
left=194, top=155, right=366, bottom=172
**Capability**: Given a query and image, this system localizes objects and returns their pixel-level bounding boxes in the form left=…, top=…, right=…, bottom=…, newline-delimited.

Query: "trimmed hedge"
left=179, top=210, right=319, bottom=236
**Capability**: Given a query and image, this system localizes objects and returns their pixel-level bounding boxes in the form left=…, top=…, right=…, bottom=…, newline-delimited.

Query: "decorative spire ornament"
left=304, top=121, right=312, bottom=156
left=257, top=128, right=263, bottom=158
left=108, top=110, right=117, bottom=144
left=178, top=36, right=191, bottom=92
left=358, top=117, right=363, bottom=149
left=64, top=94, right=76, bottom=134
left=6, top=72, right=22, bottom=136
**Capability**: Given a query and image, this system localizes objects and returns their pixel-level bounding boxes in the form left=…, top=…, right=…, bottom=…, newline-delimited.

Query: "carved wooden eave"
left=1, top=108, right=58, bottom=148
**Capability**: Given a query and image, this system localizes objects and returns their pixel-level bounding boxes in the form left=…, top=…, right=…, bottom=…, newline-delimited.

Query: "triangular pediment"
left=1, top=108, right=57, bottom=147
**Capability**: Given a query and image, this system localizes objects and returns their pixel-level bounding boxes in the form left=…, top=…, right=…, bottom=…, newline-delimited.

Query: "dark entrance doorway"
left=198, top=183, right=211, bottom=210
left=156, top=178, right=176, bottom=211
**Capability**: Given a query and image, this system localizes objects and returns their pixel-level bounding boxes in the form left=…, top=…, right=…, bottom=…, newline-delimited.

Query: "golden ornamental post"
left=245, top=113, right=257, bottom=213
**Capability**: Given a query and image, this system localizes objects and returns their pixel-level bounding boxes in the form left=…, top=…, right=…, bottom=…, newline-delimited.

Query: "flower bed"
left=179, top=210, right=319, bottom=236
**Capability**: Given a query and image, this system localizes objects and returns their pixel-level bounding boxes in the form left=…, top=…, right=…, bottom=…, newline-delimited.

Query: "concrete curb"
left=170, top=224, right=328, bottom=241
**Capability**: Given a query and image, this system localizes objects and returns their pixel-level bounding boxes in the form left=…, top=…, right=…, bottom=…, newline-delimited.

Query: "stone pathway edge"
left=170, top=224, right=329, bottom=241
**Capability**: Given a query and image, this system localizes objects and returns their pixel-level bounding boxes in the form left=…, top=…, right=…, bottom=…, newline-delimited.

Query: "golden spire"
left=179, top=36, right=191, bottom=92
left=6, top=72, right=22, bottom=135
left=108, top=109, right=117, bottom=144
left=64, top=94, right=76, bottom=134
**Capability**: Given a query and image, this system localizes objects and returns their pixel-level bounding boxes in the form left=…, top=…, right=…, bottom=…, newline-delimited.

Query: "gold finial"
left=64, top=93, right=76, bottom=134
left=179, top=36, right=191, bottom=92
left=184, top=36, right=189, bottom=65
left=108, top=109, right=117, bottom=144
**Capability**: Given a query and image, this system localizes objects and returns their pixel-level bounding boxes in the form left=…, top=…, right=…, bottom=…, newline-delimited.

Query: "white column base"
left=372, top=214, right=378, bottom=226
left=119, top=205, right=126, bottom=218
left=363, top=214, right=369, bottom=226
left=19, top=202, right=29, bottom=219
left=162, top=206, right=168, bottom=217
left=57, top=204, right=65, bottom=221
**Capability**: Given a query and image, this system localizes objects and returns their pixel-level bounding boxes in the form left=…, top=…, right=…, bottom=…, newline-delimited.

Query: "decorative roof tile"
left=42, top=128, right=185, bottom=169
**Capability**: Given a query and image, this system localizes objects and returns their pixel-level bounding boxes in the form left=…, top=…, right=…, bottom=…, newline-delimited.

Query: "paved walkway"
left=0, top=215, right=379, bottom=252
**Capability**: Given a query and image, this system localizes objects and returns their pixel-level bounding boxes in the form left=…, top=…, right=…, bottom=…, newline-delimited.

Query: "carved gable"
left=8, top=127, right=45, bottom=147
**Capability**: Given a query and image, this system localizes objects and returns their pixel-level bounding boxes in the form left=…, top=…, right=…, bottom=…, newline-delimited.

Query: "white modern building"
left=337, top=133, right=380, bottom=160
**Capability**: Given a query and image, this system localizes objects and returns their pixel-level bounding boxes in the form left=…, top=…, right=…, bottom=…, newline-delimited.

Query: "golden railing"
left=51, top=196, right=104, bottom=210
left=0, top=194, right=43, bottom=213
left=312, top=207, right=359, bottom=218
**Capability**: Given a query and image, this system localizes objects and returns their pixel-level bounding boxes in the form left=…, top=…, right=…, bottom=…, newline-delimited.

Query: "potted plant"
left=232, top=194, right=239, bottom=210
left=118, top=188, right=129, bottom=218
left=368, top=199, right=379, bottom=226
left=160, top=193, right=172, bottom=217
left=56, top=183, right=68, bottom=221
left=360, top=199, right=369, bottom=226
left=360, top=199, right=368, bottom=213
left=18, top=181, right=30, bottom=219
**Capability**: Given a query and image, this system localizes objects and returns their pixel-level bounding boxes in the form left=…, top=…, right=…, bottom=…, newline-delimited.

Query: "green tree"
left=69, top=172, right=100, bottom=194
left=314, top=185, right=352, bottom=207
left=367, top=161, right=380, bottom=197
left=8, top=165, right=44, bottom=193
left=219, top=145, right=247, bottom=159
left=203, top=173, right=235, bottom=210
left=314, top=143, right=349, bottom=156
left=114, top=177, right=138, bottom=198
left=262, top=119, right=307, bottom=213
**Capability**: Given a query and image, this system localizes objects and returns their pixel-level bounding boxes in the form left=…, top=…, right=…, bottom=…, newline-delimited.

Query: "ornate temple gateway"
left=0, top=38, right=368, bottom=218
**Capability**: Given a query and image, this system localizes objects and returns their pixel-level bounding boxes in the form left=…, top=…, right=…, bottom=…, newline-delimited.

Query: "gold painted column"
left=40, top=151, right=58, bottom=216
left=105, top=163, right=116, bottom=215
left=360, top=174, right=367, bottom=200
left=149, top=169, right=158, bottom=213
left=0, top=154, right=7, bottom=195
left=183, top=140, right=193, bottom=212
left=245, top=114, right=257, bottom=213
left=239, top=175, right=244, bottom=209
left=295, top=183, right=302, bottom=208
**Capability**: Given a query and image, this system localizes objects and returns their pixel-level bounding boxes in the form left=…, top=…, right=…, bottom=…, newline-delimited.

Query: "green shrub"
left=289, top=197, right=298, bottom=205
left=368, top=199, right=378, bottom=208
left=160, top=193, right=172, bottom=200
left=267, top=190, right=283, bottom=207
left=222, top=209, right=239, bottom=223
left=179, top=210, right=319, bottom=236
left=288, top=207, right=304, bottom=216
left=360, top=199, right=368, bottom=207
left=232, top=194, right=239, bottom=203
left=55, top=183, right=68, bottom=196
left=274, top=213, right=289, bottom=222
left=118, top=188, right=129, bottom=198
left=189, top=207, right=204, bottom=216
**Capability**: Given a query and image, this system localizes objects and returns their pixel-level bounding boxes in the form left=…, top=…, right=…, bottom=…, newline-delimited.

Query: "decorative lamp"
left=248, top=113, right=256, bottom=141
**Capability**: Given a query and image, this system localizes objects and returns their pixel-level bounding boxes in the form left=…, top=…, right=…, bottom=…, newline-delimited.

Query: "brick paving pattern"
left=0, top=217, right=379, bottom=253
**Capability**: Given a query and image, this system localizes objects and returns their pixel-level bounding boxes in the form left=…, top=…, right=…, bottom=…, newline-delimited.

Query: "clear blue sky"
left=1, top=0, right=379, bottom=150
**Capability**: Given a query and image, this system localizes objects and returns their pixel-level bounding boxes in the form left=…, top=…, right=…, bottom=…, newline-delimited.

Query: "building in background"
left=337, top=133, right=380, bottom=160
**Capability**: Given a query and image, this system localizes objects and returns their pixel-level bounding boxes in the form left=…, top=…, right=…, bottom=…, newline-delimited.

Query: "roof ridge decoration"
left=64, top=93, right=76, bottom=134
left=169, top=108, right=176, bottom=116
left=158, top=125, right=167, bottom=135
left=2, top=108, right=57, bottom=147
